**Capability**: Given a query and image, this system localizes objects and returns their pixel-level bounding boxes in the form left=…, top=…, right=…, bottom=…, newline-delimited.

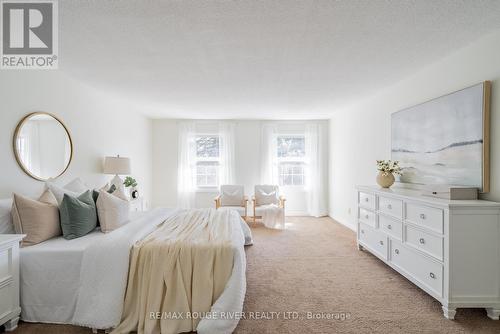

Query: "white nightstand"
left=129, top=197, right=145, bottom=212
left=0, top=234, right=25, bottom=332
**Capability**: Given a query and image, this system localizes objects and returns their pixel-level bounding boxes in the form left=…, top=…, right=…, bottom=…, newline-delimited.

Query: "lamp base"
left=110, top=175, right=125, bottom=193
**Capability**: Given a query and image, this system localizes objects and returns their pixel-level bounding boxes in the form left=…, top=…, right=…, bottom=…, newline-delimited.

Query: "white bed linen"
left=20, top=209, right=173, bottom=328
left=20, top=208, right=252, bottom=333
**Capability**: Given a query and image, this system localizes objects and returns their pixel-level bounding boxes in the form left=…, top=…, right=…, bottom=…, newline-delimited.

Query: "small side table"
left=129, top=197, right=145, bottom=212
left=0, top=234, right=25, bottom=332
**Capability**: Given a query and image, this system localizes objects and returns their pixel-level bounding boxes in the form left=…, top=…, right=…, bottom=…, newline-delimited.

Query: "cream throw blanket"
left=113, top=209, right=235, bottom=334
left=261, top=204, right=285, bottom=230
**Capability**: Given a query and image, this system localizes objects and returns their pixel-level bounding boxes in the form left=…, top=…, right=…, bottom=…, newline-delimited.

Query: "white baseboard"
left=328, top=212, right=356, bottom=231
left=286, top=211, right=309, bottom=216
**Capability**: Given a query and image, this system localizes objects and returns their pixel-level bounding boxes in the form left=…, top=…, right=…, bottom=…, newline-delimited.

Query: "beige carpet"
left=9, top=216, right=500, bottom=333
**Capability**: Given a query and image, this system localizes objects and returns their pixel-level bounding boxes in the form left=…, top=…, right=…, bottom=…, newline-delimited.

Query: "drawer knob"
left=420, top=213, right=426, bottom=219
left=429, top=272, right=436, bottom=279
left=365, top=198, right=369, bottom=202
left=394, top=249, right=399, bottom=254
left=361, top=229, right=364, bottom=234
left=419, top=238, right=425, bottom=244
left=387, top=204, right=392, bottom=209
left=387, top=224, right=392, bottom=230
left=379, top=240, right=384, bottom=245
left=365, top=214, right=369, bottom=219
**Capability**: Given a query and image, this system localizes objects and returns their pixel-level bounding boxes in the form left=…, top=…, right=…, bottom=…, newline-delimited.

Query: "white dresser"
left=0, top=235, right=24, bottom=331
left=356, top=185, right=500, bottom=320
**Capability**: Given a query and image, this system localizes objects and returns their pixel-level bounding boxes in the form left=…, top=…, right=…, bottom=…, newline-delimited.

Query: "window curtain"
left=305, top=122, right=328, bottom=217
left=219, top=122, right=236, bottom=185
left=177, top=121, right=196, bottom=209
left=260, top=123, right=279, bottom=184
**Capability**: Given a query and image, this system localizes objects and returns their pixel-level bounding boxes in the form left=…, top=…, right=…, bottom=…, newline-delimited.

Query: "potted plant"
left=376, top=160, right=402, bottom=188
left=123, top=176, right=139, bottom=199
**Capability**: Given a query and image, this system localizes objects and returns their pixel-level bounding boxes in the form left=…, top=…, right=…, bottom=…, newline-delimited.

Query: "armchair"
left=252, top=185, right=286, bottom=223
left=214, top=185, right=248, bottom=220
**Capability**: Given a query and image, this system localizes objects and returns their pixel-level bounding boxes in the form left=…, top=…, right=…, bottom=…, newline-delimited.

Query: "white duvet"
left=20, top=208, right=252, bottom=333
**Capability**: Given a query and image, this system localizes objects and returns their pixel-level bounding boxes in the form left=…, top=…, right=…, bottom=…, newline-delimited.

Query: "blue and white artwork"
left=391, top=83, right=488, bottom=190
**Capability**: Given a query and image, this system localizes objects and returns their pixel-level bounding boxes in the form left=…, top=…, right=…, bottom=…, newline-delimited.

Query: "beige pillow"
left=96, top=190, right=130, bottom=233
left=11, top=190, right=61, bottom=247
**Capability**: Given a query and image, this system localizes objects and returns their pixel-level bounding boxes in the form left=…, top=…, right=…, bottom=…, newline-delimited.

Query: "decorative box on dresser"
left=0, top=234, right=24, bottom=331
left=356, top=185, right=500, bottom=320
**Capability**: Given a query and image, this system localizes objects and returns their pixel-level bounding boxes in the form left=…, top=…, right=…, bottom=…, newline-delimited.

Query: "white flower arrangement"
left=376, top=160, right=402, bottom=176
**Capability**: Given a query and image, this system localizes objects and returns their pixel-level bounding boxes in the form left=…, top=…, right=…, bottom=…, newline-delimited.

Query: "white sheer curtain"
left=219, top=122, right=236, bottom=185
left=177, top=121, right=196, bottom=209
left=178, top=121, right=235, bottom=209
left=305, top=122, right=328, bottom=217
left=260, top=123, right=279, bottom=184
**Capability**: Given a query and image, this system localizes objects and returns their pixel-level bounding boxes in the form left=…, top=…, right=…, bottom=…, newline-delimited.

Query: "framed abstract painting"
left=391, top=81, right=491, bottom=192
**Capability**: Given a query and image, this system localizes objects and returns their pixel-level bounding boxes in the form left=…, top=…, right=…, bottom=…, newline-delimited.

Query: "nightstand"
left=0, top=234, right=25, bottom=332
left=129, top=197, right=145, bottom=212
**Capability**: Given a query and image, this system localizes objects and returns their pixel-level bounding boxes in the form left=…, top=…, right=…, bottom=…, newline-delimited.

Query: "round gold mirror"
left=13, top=112, right=73, bottom=181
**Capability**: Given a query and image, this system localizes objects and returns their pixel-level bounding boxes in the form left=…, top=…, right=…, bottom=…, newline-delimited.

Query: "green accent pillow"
left=60, top=190, right=98, bottom=240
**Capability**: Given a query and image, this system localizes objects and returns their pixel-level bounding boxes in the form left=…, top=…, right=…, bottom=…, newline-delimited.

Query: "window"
left=195, top=135, right=220, bottom=187
left=16, top=136, right=31, bottom=170
left=277, top=135, right=306, bottom=186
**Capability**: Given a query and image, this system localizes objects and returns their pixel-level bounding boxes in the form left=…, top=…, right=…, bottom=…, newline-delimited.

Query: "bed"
left=19, top=208, right=252, bottom=334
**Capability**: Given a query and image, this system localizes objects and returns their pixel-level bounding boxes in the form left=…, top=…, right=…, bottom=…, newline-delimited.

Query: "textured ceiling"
left=60, top=0, right=500, bottom=119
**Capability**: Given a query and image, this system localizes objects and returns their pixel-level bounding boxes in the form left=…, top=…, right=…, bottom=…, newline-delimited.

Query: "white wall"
left=152, top=119, right=328, bottom=215
left=329, top=30, right=500, bottom=230
left=0, top=71, right=153, bottom=205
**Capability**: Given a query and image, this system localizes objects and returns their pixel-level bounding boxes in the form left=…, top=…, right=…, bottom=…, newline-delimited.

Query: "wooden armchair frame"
left=252, top=195, right=286, bottom=223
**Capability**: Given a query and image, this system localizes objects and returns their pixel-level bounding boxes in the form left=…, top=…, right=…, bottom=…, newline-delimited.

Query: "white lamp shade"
left=103, top=156, right=131, bottom=175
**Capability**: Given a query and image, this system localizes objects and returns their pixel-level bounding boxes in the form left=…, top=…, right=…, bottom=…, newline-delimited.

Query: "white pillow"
left=256, top=188, right=279, bottom=205
left=96, top=190, right=130, bottom=233
left=98, top=183, right=110, bottom=192
left=221, top=187, right=244, bottom=206
left=64, top=178, right=88, bottom=193
left=113, top=187, right=129, bottom=201
left=0, top=199, right=15, bottom=234
left=45, top=182, right=81, bottom=205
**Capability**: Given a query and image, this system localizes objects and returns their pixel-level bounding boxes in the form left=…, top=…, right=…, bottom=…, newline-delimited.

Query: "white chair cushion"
left=255, top=185, right=279, bottom=205
left=218, top=206, right=246, bottom=216
left=220, top=185, right=244, bottom=206
left=255, top=204, right=280, bottom=216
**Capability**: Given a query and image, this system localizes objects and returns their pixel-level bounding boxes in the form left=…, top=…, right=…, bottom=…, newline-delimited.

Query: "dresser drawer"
left=405, top=203, right=443, bottom=234
left=379, top=196, right=403, bottom=219
left=404, top=225, right=443, bottom=261
left=359, top=207, right=376, bottom=228
left=390, top=239, right=443, bottom=297
left=359, top=223, right=387, bottom=260
left=379, top=214, right=402, bottom=241
left=359, top=192, right=376, bottom=210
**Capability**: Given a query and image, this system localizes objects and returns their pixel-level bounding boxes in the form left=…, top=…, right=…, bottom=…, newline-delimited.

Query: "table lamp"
left=103, top=155, right=131, bottom=192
